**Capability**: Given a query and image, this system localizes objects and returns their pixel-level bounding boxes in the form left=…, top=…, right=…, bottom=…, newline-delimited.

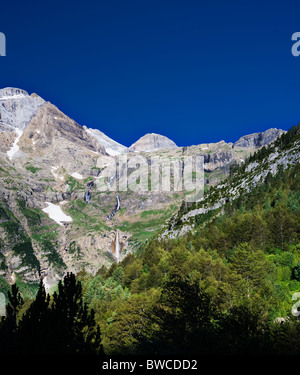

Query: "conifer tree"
left=0, top=283, right=23, bottom=353
left=50, top=272, right=102, bottom=354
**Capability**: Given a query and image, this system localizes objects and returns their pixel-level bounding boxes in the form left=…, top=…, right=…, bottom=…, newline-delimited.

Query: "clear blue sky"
left=1, top=0, right=300, bottom=147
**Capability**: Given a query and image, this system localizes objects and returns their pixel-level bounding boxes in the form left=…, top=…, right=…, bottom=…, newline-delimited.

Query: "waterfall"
left=84, top=180, right=95, bottom=204
left=84, top=190, right=91, bottom=204
left=116, top=195, right=120, bottom=211
left=106, top=194, right=121, bottom=220
left=115, top=230, right=120, bottom=263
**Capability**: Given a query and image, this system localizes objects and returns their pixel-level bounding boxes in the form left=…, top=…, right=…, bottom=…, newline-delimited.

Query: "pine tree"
left=50, top=272, right=102, bottom=354
left=0, top=283, right=23, bottom=353
left=150, top=274, right=216, bottom=355
left=0, top=273, right=104, bottom=354
left=17, top=280, right=50, bottom=354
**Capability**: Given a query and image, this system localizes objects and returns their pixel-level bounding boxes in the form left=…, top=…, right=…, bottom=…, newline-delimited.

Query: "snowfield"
left=71, top=172, right=83, bottom=180
left=42, top=202, right=72, bottom=226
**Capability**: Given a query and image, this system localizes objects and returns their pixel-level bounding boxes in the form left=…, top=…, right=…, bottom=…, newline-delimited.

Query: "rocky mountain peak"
left=234, top=128, right=286, bottom=148
left=0, top=87, right=29, bottom=99
left=0, top=87, right=45, bottom=132
left=18, top=101, right=106, bottom=162
left=129, top=133, right=178, bottom=152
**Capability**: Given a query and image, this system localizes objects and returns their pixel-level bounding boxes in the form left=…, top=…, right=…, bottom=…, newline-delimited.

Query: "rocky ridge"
left=161, top=131, right=300, bottom=240
left=234, top=128, right=286, bottom=148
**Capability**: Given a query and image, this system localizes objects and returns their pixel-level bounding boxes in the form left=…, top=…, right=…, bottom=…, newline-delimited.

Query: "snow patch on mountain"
left=7, top=128, right=23, bottom=160
left=71, top=172, right=83, bottom=179
left=84, top=126, right=128, bottom=156
left=42, top=202, right=72, bottom=226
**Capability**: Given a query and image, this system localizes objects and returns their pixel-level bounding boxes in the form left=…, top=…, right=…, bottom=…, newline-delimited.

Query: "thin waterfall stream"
left=83, top=180, right=121, bottom=262
left=84, top=180, right=94, bottom=204
left=115, top=230, right=120, bottom=263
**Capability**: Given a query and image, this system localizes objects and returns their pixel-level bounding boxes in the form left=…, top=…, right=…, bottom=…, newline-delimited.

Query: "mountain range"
left=0, top=87, right=288, bottom=293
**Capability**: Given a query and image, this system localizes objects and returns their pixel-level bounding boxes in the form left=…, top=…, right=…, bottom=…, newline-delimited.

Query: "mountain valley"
left=0, top=87, right=289, bottom=295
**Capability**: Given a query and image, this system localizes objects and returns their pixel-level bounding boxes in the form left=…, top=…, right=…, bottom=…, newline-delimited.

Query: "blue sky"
left=1, top=0, right=300, bottom=147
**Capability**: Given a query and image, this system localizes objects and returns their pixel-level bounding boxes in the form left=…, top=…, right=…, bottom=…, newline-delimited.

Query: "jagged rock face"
left=22, top=103, right=103, bottom=153
left=0, top=131, right=16, bottom=153
left=19, top=102, right=105, bottom=154
left=203, top=149, right=238, bottom=172
left=234, top=128, right=286, bottom=148
left=129, top=133, right=178, bottom=152
left=15, top=102, right=108, bottom=174
left=0, top=87, right=45, bottom=132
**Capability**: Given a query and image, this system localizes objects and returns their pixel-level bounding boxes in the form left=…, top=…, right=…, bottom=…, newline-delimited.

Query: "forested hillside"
left=1, top=124, right=300, bottom=355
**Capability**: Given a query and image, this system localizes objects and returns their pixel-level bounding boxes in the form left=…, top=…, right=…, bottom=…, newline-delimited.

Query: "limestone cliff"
left=234, top=128, right=286, bottom=148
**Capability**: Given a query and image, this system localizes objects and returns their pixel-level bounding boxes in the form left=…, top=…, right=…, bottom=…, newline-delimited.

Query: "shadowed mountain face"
left=0, top=87, right=286, bottom=289
left=18, top=102, right=106, bottom=159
